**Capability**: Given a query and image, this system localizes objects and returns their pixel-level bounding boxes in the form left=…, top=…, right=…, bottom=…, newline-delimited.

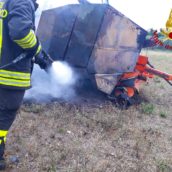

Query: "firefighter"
left=0, top=0, right=52, bottom=170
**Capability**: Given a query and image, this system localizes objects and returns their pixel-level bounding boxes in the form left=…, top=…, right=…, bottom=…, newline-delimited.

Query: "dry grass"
left=2, top=49, right=172, bottom=172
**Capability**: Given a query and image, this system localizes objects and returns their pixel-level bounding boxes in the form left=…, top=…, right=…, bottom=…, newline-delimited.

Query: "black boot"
left=0, top=140, right=6, bottom=170
left=0, top=158, right=5, bottom=171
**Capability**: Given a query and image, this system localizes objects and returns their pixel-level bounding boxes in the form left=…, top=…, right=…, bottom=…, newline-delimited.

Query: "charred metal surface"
left=88, top=6, right=145, bottom=74
left=87, top=49, right=140, bottom=74
left=37, top=5, right=78, bottom=61
left=65, top=5, right=107, bottom=67
left=37, top=4, right=147, bottom=94
left=95, top=74, right=121, bottom=94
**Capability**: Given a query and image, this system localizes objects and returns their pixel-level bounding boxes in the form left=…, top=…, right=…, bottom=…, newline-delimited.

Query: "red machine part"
left=113, top=55, right=172, bottom=107
left=136, top=55, right=172, bottom=81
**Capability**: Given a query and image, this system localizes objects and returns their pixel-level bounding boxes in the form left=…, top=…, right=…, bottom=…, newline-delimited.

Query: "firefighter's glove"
left=34, top=50, right=53, bottom=70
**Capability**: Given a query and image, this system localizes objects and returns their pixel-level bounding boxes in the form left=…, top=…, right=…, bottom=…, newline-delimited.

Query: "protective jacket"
left=0, top=0, right=41, bottom=89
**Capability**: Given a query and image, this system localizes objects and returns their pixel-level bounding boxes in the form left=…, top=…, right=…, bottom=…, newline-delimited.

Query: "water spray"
left=24, top=53, right=77, bottom=102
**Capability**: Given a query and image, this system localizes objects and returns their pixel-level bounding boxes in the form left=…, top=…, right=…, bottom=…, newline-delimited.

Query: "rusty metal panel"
left=88, top=48, right=140, bottom=74
left=95, top=12, right=122, bottom=48
left=96, top=6, right=144, bottom=49
left=36, top=10, right=56, bottom=52
left=117, top=17, right=142, bottom=48
left=37, top=5, right=78, bottom=61
left=95, top=74, right=121, bottom=94
left=65, top=4, right=107, bottom=67
left=87, top=5, right=146, bottom=74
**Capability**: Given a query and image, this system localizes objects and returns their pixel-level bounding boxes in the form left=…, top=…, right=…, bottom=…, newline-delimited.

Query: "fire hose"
left=0, top=53, right=27, bottom=69
left=0, top=51, right=53, bottom=70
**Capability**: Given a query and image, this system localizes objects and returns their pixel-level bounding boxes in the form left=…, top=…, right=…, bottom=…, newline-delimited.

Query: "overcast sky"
left=36, top=0, right=172, bottom=30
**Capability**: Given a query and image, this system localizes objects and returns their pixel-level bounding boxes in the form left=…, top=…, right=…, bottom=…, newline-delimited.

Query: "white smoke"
left=30, top=0, right=104, bottom=102
left=24, top=62, right=77, bottom=102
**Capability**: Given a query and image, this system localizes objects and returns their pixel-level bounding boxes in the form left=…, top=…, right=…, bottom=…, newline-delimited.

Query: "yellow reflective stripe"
left=0, top=2, right=4, bottom=9
left=0, top=137, right=6, bottom=144
left=19, top=37, right=37, bottom=49
left=16, top=33, right=34, bottom=46
left=0, top=70, right=31, bottom=87
left=0, top=69, right=30, bottom=80
left=0, top=77, right=31, bottom=87
left=17, top=37, right=37, bottom=49
left=0, top=130, right=8, bottom=137
left=0, top=130, right=7, bottom=143
left=15, top=30, right=33, bottom=44
left=0, top=139, right=5, bottom=144
left=14, top=30, right=37, bottom=49
left=17, top=34, right=36, bottom=47
left=19, top=32, right=35, bottom=44
left=0, top=18, right=2, bottom=58
left=36, top=44, right=42, bottom=55
left=0, top=2, right=4, bottom=58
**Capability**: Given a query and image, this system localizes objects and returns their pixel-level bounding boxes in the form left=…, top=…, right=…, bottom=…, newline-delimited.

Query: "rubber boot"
left=0, top=140, right=6, bottom=170
left=0, top=158, right=5, bottom=171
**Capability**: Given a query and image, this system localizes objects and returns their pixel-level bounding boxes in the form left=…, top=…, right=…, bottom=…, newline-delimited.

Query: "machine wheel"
left=108, top=88, right=136, bottom=109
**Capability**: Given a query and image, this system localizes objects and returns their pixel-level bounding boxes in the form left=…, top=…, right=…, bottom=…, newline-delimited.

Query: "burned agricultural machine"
left=37, top=3, right=172, bottom=108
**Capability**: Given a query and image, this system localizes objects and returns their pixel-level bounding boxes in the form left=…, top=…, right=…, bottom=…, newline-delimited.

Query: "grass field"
left=3, top=49, right=172, bottom=172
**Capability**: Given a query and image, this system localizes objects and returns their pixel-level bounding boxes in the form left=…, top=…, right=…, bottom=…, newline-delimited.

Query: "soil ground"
left=2, top=49, right=172, bottom=172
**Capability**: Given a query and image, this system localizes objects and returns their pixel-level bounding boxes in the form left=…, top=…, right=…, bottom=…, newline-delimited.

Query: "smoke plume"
left=28, top=1, right=81, bottom=103
left=24, top=62, right=77, bottom=102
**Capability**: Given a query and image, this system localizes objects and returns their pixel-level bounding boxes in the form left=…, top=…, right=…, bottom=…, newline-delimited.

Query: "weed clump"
left=141, top=103, right=154, bottom=115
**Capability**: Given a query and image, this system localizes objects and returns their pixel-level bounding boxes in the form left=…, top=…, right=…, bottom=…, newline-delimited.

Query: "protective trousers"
left=0, top=88, right=25, bottom=158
